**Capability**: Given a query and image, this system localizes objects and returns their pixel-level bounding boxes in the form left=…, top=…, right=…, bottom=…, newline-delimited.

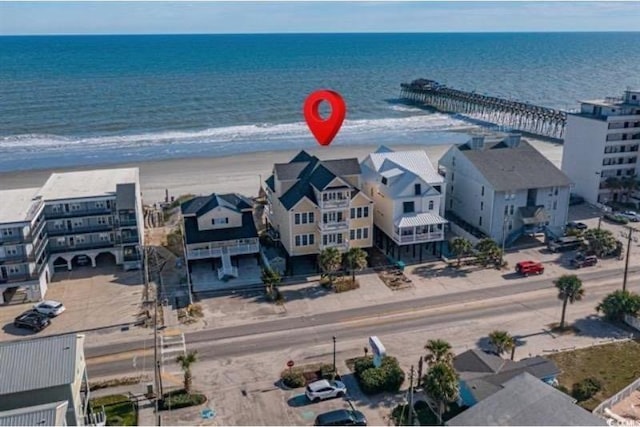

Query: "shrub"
left=572, top=378, right=602, bottom=402
left=281, top=369, right=306, bottom=388
left=320, top=364, right=336, bottom=380
left=391, top=404, right=411, bottom=426
left=159, top=389, right=206, bottom=410
left=353, top=356, right=405, bottom=395
left=555, top=384, right=571, bottom=395
left=334, top=277, right=360, bottom=293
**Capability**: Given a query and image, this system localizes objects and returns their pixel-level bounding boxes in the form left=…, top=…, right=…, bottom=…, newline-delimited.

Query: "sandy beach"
left=0, top=139, right=564, bottom=205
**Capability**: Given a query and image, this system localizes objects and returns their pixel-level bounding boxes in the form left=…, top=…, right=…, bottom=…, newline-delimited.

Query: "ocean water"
left=1, top=32, right=639, bottom=172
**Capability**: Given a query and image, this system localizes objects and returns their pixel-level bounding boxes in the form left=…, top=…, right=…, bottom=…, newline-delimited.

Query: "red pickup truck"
left=515, top=260, right=544, bottom=277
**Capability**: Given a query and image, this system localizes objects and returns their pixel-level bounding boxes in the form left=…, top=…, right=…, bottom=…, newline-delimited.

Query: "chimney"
left=505, top=134, right=521, bottom=148
left=470, top=136, right=485, bottom=150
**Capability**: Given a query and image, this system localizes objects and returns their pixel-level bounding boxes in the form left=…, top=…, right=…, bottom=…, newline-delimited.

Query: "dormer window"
left=414, top=184, right=421, bottom=196
left=403, top=202, right=415, bottom=214
left=381, top=177, right=388, bottom=185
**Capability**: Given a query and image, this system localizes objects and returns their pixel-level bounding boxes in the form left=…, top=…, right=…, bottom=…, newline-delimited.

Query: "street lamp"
left=332, top=336, right=337, bottom=373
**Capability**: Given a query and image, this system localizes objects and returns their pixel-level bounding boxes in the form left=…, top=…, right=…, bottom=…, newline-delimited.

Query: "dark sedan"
left=567, top=221, right=588, bottom=230
left=14, top=310, right=51, bottom=332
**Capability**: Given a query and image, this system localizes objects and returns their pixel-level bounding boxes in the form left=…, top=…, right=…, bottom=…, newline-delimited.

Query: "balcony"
left=0, top=233, right=24, bottom=245
left=319, top=242, right=348, bottom=251
left=117, top=217, right=138, bottom=227
left=46, top=207, right=114, bottom=220
left=48, top=223, right=114, bottom=236
left=318, top=221, right=349, bottom=232
left=227, top=243, right=259, bottom=256
left=0, top=272, right=40, bottom=284
left=321, top=199, right=350, bottom=210
left=393, top=230, right=444, bottom=244
left=116, top=234, right=140, bottom=244
left=49, top=241, right=115, bottom=254
left=26, top=217, right=46, bottom=239
left=0, top=252, right=28, bottom=264
left=187, top=242, right=259, bottom=260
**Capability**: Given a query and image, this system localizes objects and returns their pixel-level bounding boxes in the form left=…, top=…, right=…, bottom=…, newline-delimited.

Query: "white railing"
left=393, top=231, right=444, bottom=244
left=218, top=266, right=238, bottom=279
left=318, top=221, right=349, bottom=232
left=319, top=242, right=349, bottom=251
left=187, top=247, right=223, bottom=259
left=593, top=376, right=640, bottom=416
left=227, top=243, right=260, bottom=255
left=321, top=200, right=349, bottom=209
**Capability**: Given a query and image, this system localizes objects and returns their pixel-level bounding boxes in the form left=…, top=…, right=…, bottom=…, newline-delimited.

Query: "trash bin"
left=396, top=261, right=405, bottom=272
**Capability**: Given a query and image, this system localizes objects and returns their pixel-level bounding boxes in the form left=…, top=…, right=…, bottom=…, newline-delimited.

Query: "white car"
left=305, top=379, right=347, bottom=402
left=33, top=300, right=66, bottom=317
left=619, top=211, right=640, bottom=222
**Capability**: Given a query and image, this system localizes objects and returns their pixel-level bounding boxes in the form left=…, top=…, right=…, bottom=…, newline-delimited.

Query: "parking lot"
left=0, top=265, right=145, bottom=342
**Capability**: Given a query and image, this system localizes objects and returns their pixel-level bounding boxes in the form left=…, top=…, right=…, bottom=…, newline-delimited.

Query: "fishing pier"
left=400, top=79, right=567, bottom=139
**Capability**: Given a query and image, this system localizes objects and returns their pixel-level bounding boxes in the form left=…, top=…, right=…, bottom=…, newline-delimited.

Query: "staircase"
left=217, top=249, right=238, bottom=280
left=505, top=226, right=524, bottom=248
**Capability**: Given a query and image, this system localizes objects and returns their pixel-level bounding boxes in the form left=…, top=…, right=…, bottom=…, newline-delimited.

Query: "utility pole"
left=408, top=365, right=415, bottom=426
left=622, top=226, right=634, bottom=292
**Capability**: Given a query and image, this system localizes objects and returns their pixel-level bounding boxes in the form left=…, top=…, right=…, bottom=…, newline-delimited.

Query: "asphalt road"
left=86, top=265, right=639, bottom=378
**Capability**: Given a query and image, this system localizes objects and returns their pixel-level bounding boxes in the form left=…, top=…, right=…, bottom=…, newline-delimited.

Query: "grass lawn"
left=90, top=394, right=137, bottom=426
left=547, top=340, right=640, bottom=410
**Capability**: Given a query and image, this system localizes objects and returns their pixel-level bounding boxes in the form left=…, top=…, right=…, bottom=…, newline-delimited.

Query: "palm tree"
left=424, top=339, right=454, bottom=367
left=450, top=237, right=473, bottom=267
left=475, top=238, right=501, bottom=267
left=176, top=350, right=198, bottom=394
left=423, top=362, right=459, bottom=424
left=488, top=330, right=516, bottom=358
left=345, top=247, right=368, bottom=282
left=261, top=267, right=281, bottom=296
left=554, top=275, right=585, bottom=330
left=596, top=290, right=640, bottom=322
left=583, top=228, right=618, bottom=257
left=318, top=247, right=343, bottom=287
left=620, top=175, right=640, bottom=203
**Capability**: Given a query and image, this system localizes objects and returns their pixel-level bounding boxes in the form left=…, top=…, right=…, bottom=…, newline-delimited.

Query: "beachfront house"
left=39, top=168, right=144, bottom=273
left=438, top=134, right=572, bottom=246
left=264, top=151, right=373, bottom=270
left=0, top=334, right=105, bottom=426
left=180, top=193, right=260, bottom=291
left=0, top=188, right=48, bottom=304
left=562, top=89, right=640, bottom=206
left=360, top=146, right=447, bottom=263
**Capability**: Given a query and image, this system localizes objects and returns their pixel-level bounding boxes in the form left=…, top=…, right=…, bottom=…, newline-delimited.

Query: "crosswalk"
left=160, top=329, right=187, bottom=387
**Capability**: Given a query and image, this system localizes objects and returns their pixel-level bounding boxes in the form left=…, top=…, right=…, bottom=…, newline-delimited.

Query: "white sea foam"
left=0, top=113, right=473, bottom=153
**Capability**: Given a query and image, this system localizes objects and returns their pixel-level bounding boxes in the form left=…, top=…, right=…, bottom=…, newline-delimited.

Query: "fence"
left=593, top=376, right=640, bottom=416
left=624, top=314, right=640, bottom=332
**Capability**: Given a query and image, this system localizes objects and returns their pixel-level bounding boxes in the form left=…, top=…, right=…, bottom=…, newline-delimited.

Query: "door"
left=69, top=237, right=75, bottom=248
left=0, top=266, right=7, bottom=280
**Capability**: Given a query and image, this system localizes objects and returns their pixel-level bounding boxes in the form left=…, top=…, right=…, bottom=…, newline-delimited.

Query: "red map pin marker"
left=303, top=90, right=346, bottom=146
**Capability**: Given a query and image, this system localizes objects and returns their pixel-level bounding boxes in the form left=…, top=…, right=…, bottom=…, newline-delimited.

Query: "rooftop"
left=37, top=168, right=138, bottom=202
left=0, top=188, right=42, bottom=224
left=181, top=193, right=253, bottom=217
left=183, top=211, right=258, bottom=244
left=455, top=137, right=572, bottom=192
left=0, top=401, right=68, bottom=427
left=367, top=146, right=444, bottom=184
left=0, top=334, right=83, bottom=395
left=447, top=372, right=607, bottom=426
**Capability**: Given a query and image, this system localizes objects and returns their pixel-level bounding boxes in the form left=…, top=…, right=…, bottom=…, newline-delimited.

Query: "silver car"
left=305, top=379, right=347, bottom=402
left=33, top=300, right=66, bottom=317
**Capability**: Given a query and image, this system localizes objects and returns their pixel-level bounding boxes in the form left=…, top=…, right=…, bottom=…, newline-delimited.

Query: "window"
left=504, top=205, right=509, bottom=215
left=433, top=185, right=441, bottom=193
left=370, top=188, right=373, bottom=197
left=508, top=221, right=513, bottom=231
left=350, top=208, right=355, bottom=219
left=350, top=229, right=355, bottom=240
left=351, top=207, right=369, bottom=219
left=295, top=213, right=300, bottom=225
left=480, top=201, right=484, bottom=211
left=97, top=217, right=107, bottom=225
left=309, top=234, right=315, bottom=245
left=363, top=228, right=369, bottom=239
left=428, top=200, right=434, bottom=210
left=302, top=235, right=308, bottom=246
left=309, top=212, right=314, bottom=223
left=295, top=234, right=315, bottom=247
left=212, top=217, right=228, bottom=225
left=481, top=186, right=485, bottom=196
left=509, top=205, right=514, bottom=215
left=2, top=229, right=13, bottom=236
left=356, top=228, right=362, bottom=239
left=350, top=228, right=369, bottom=240
left=451, top=172, right=455, bottom=182
left=295, top=235, right=301, bottom=246
left=553, top=200, right=557, bottom=210
left=381, top=177, right=388, bottom=185
left=403, top=202, right=415, bottom=214
left=96, top=202, right=105, bottom=209
left=479, top=216, right=483, bottom=226
left=363, top=206, right=369, bottom=217
left=414, top=184, right=421, bottom=195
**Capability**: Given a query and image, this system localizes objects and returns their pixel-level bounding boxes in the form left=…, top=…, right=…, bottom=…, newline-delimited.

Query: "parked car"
left=14, top=310, right=51, bottom=332
left=570, top=254, right=598, bottom=269
left=305, top=379, right=347, bottom=402
left=76, top=255, right=91, bottom=266
left=548, top=236, right=584, bottom=253
left=619, top=211, right=640, bottom=222
left=515, top=260, right=545, bottom=276
left=33, top=300, right=66, bottom=317
left=569, top=194, right=585, bottom=206
left=314, top=409, right=367, bottom=426
left=566, top=221, right=588, bottom=231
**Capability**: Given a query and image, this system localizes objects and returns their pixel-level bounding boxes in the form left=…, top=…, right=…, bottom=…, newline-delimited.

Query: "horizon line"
left=2, top=30, right=640, bottom=36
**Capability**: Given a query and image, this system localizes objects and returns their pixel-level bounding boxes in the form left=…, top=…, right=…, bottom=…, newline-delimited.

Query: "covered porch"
left=186, top=237, right=259, bottom=261
left=392, top=212, right=447, bottom=245
left=518, top=205, right=549, bottom=235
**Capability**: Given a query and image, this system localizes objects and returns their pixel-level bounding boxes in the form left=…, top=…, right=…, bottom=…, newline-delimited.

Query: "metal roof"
left=0, top=401, right=68, bottom=426
left=0, top=334, right=82, bottom=395
left=395, top=212, right=447, bottom=228
left=456, top=138, right=572, bottom=192
left=368, top=146, right=444, bottom=185
left=447, top=373, right=607, bottom=426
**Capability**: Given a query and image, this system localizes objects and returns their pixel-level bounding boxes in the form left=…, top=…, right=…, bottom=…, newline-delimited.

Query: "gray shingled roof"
left=115, top=183, right=136, bottom=210
left=458, top=139, right=571, bottom=192
left=181, top=193, right=252, bottom=217
left=183, top=211, right=258, bottom=244
left=454, top=349, right=505, bottom=374
left=0, top=401, right=68, bottom=426
left=0, top=334, right=80, bottom=395
left=447, top=373, right=607, bottom=426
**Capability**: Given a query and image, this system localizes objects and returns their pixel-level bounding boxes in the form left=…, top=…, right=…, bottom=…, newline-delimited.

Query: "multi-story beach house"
left=562, top=89, right=640, bottom=206
left=439, top=134, right=572, bottom=246
left=360, top=146, right=447, bottom=263
left=265, top=151, right=374, bottom=263
left=38, top=169, right=144, bottom=273
left=180, top=193, right=260, bottom=290
left=0, top=334, right=103, bottom=426
left=0, top=188, right=49, bottom=304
